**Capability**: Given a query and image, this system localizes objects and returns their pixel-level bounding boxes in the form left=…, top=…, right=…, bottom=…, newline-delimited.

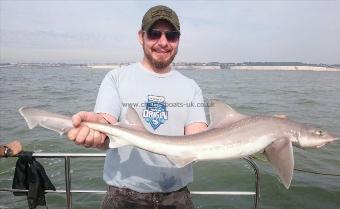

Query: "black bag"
left=12, top=151, right=56, bottom=209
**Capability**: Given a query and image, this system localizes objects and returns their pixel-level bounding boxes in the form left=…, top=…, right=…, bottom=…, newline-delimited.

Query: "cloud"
left=1, top=0, right=339, bottom=64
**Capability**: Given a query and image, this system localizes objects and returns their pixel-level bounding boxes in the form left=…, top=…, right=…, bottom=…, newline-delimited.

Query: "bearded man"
left=68, top=5, right=207, bottom=209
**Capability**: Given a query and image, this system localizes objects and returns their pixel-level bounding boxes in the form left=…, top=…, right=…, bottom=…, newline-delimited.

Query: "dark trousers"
left=101, top=185, right=195, bottom=209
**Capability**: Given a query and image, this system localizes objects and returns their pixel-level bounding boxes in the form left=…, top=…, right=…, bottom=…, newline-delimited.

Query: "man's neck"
left=141, top=58, right=171, bottom=74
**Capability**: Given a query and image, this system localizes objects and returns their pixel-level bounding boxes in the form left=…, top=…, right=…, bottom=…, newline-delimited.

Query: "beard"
left=143, top=44, right=178, bottom=70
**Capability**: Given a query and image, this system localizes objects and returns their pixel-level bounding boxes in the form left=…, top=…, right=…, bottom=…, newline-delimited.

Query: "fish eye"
left=315, top=130, right=323, bottom=136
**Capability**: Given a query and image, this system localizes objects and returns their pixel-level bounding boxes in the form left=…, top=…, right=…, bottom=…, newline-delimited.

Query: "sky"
left=0, top=0, right=339, bottom=64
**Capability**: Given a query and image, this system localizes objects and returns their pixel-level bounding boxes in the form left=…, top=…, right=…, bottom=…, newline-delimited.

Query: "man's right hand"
left=67, top=111, right=111, bottom=149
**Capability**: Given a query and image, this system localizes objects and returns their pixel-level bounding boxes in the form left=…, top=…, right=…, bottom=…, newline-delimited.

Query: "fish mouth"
left=316, top=143, right=328, bottom=149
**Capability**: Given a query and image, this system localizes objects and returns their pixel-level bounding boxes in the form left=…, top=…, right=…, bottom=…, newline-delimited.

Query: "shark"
left=19, top=100, right=338, bottom=189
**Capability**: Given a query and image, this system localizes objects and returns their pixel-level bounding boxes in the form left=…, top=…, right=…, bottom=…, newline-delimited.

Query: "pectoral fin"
left=167, top=155, right=197, bottom=168
left=264, top=138, right=294, bottom=189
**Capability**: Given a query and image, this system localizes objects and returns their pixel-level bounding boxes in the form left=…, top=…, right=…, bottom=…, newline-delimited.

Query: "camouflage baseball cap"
left=142, top=5, right=180, bottom=32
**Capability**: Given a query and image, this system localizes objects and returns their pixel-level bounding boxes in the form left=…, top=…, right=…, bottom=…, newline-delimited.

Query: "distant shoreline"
left=1, top=63, right=339, bottom=72
left=228, top=66, right=340, bottom=72
left=174, top=65, right=340, bottom=72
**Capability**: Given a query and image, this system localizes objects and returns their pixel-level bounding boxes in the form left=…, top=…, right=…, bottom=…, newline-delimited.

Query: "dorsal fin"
left=208, top=100, right=247, bottom=129
left=117, top=107, right=147, bottom=132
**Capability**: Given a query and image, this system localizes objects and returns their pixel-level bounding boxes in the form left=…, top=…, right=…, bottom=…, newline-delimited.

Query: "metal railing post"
left=244, top=157, right=260, bottom=209
left=64, top=156, right=72, bottom=209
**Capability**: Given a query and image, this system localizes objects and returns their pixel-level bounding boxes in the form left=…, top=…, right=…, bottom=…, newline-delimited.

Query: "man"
left=68, top=5, right=207, bottom=209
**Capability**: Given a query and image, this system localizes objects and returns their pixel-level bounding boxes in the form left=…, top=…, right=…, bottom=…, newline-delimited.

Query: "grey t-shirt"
left=94, top=62, right=206, bottom=193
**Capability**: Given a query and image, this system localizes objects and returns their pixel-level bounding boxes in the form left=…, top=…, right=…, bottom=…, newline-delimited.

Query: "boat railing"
left=0, top=153, right=260, bottom=209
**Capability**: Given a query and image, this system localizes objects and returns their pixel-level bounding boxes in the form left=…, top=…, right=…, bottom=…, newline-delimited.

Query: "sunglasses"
left=145, top=29, right=180, bottom=42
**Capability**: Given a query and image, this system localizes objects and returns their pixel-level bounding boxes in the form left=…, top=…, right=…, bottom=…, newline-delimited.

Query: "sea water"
left=0, top=66, right=339, bottom=209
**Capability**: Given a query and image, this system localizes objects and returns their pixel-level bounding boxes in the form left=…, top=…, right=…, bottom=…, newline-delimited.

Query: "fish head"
left=296, top=126, right=338, bottom=148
